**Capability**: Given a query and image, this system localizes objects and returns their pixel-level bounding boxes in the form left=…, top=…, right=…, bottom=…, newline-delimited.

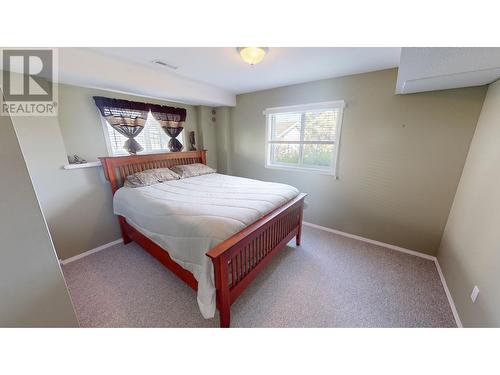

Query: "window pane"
left=144, top=116, right=166, bottom=151
left=304, top=110, right=337, bottom=141
left=135, top=131, right=147, bottom=150
left=265, top=102, right=343, bottom=174
left=302, top=144, right=334, bottom=168
left=270, top=112, right=301, bottom=141
left=270, top=143, right=300, bottom=165
left=107, top=126, right=128, bottom=155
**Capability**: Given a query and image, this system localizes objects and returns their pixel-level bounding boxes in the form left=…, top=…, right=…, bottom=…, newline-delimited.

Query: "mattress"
left=113, top=173, right=300, bottom=318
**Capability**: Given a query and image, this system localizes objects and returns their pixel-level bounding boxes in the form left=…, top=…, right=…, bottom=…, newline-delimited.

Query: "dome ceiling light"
left=237, top=47, right=268, bottom=66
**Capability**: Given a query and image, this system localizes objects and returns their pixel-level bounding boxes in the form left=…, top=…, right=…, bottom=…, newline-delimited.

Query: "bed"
left=100, top=150, right=306, bottom=327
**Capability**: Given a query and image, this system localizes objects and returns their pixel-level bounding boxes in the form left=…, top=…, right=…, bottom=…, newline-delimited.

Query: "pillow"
left=154, top=168, right=182, bottom=182
left=124, top=168, right=180, bottom=188
left=171, top=163, right=216, bottom=178
left=124, top=174, right=147, bottom=188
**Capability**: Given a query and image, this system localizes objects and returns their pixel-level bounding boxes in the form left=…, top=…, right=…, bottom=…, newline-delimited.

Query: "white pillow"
left=171, top=163, right=216, bottom=178
left=124, top=168, right=181, bottom=188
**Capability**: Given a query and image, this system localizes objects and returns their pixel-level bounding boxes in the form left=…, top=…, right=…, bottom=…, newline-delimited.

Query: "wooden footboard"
left=207, top=193, right=306, bottom=328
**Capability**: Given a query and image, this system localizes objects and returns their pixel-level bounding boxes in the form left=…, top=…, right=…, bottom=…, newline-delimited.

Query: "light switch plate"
left=471, top=285, right=480, bottom=303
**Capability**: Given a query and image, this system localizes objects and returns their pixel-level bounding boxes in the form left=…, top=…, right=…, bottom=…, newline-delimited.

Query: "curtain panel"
left=149, top=103, right=186, bottom=128
left=93, top=96, right=187, bottom=154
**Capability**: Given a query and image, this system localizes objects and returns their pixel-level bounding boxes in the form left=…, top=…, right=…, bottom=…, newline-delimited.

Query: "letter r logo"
left=2, top=49, right=53, bottom=102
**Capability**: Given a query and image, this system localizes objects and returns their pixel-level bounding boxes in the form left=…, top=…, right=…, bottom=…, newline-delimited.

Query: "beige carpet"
left=62, top=226, right=456, bottom=327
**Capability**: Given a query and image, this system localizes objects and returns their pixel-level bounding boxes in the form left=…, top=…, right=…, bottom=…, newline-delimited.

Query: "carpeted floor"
left=62, top=226, right=456, bottom=327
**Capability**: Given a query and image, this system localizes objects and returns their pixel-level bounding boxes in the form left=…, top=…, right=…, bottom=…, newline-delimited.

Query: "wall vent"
left=152, top=60, right=178, bottom=70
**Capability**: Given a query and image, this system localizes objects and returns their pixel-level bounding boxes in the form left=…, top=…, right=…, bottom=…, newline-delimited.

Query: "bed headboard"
left=99, top=150, right=207, bottom=193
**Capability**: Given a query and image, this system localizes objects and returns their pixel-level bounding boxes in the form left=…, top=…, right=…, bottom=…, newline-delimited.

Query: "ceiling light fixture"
left=237, top=47, right=268, bottom=66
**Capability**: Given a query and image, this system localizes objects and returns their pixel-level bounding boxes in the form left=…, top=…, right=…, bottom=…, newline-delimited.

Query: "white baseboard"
left=434, top=259, right=463, bottom=328
left=59, top=239, right=122, bottom=265
left=303, top=221, right=435, bottom=260
left=302, top=221, right=463, bottom=327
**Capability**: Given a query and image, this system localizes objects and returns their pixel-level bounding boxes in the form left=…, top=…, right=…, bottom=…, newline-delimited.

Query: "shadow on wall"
left=46, top=168, right=121, bottom=260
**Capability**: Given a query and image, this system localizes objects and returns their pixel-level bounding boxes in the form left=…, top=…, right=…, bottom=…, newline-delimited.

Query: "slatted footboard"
left=207, top=193, right=306, bottom=328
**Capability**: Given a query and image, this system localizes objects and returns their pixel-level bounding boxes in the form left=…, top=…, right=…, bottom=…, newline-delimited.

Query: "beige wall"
left=13, top=82, right=218, bottom=260
left=215, top=106, right=232, bottom=174
left=228, top=69, right=486, bottom=255
left=437, top=79, right=500, bottom=327
left=12, top=113, right=93, bottom=262
left=0, top=103, right=77, bottom=327
left=195, top=106, right=218, bottom=168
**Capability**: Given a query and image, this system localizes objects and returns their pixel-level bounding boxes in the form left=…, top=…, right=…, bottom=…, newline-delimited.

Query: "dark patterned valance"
left=93, top=96, right=187, bottom=127
left=93, top=97, right=149, bottom=127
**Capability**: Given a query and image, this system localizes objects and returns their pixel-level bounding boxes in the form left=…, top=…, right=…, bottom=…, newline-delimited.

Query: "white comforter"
left=113, top=173, right=300, bottom=318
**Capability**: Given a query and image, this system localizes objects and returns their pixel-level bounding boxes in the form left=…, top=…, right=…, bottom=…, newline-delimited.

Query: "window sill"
left=265, top=164, right=338, bottom=178
left=109, top=150, right=172, bottom=157
left=63, top=161, right=101, bottom=170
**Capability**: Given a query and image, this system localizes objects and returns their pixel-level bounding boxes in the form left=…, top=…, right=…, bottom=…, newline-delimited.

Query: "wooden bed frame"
left=99, top=150, right=306, bottom=327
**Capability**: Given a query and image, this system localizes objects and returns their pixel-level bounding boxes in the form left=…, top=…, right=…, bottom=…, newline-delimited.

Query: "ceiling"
left=57, top=48, right=235, bottom=106
left=90, top=47, right=402, bottom=95
left=396, top=48, right=500, bottom=94
left=53, top=47, right=500, bottom=107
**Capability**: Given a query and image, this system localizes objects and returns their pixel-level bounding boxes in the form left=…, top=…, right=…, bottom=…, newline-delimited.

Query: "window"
left=102, top=111, right=185, bottom=156
left=264, top=100, right=345, bottom=176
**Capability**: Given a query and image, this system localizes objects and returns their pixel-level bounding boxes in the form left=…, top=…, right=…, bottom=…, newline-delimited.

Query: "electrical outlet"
left=471, top=285, right=480, bottom=303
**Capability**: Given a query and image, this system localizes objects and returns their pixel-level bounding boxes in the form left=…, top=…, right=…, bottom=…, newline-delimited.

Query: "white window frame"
left=100, top=111, right=185, bottom=156
left=264, top=100, right=345, bottom=177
